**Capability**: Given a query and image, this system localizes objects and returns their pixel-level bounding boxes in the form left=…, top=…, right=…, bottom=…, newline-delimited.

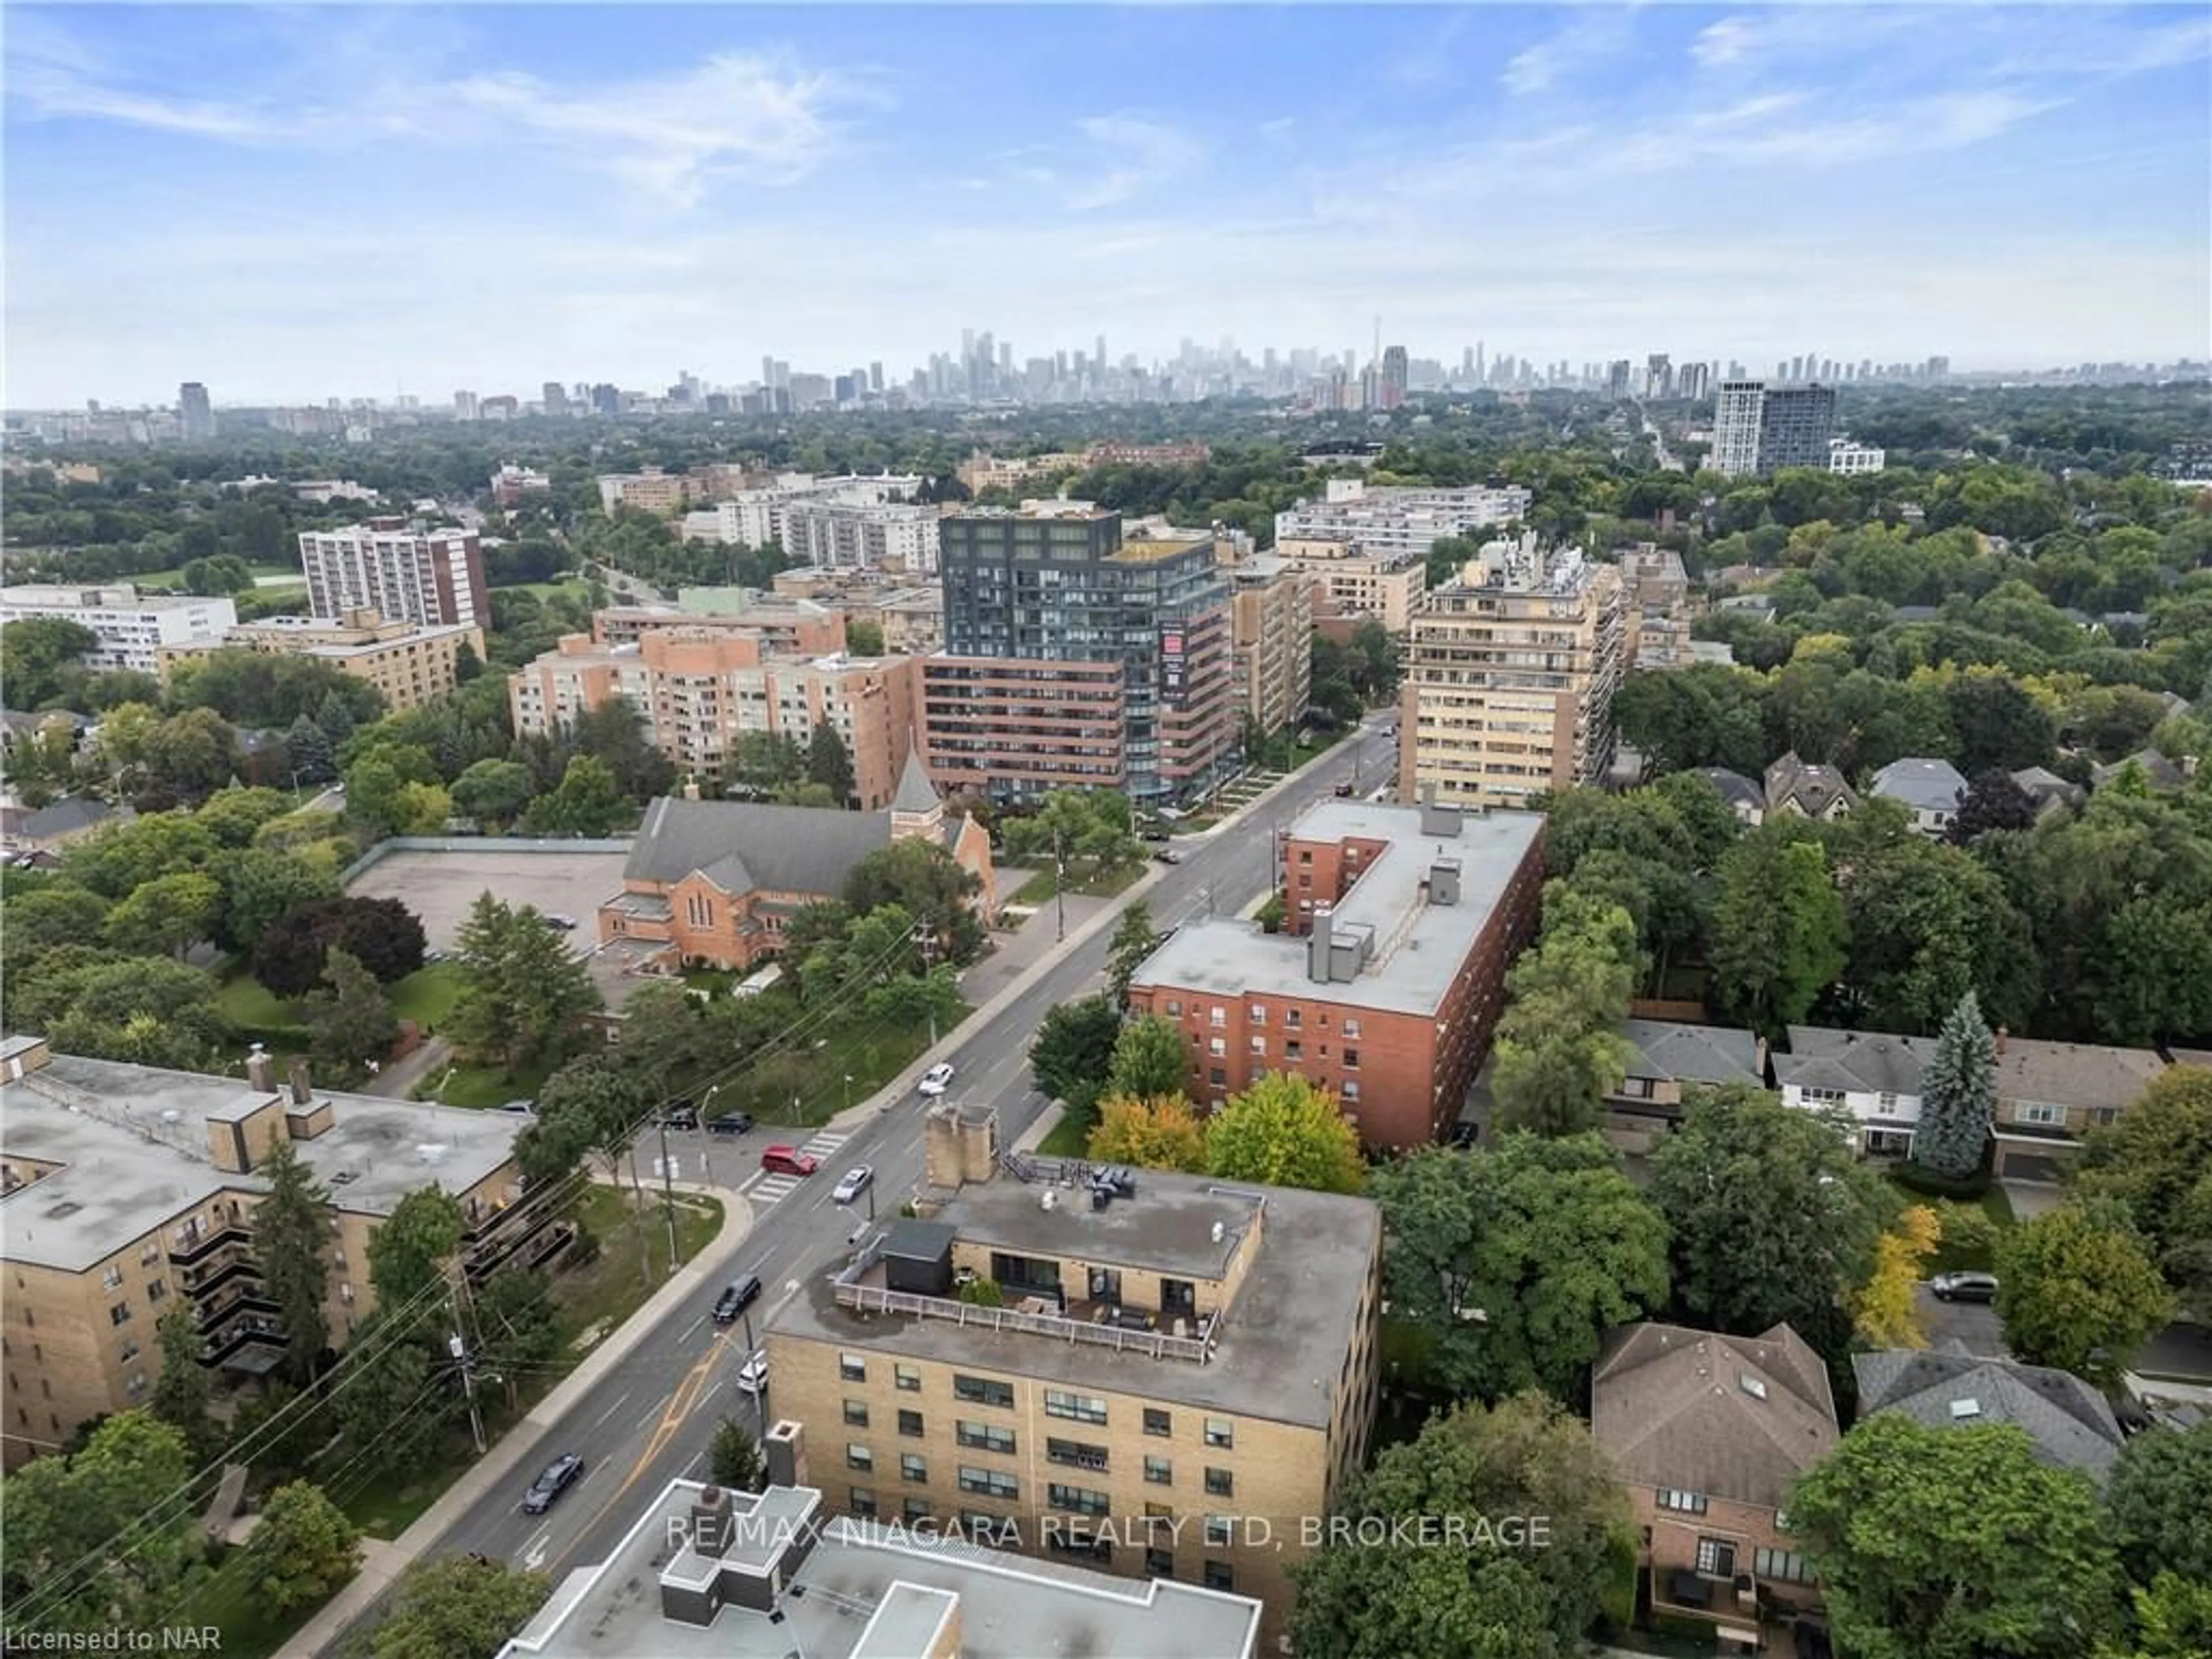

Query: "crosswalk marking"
left=742, top=1130, right=852, bottom=1207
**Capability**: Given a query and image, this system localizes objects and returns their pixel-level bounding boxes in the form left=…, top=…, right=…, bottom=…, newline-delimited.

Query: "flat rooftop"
left=0, top=1050, right=523, bottom=1272
left=1132, top=801, right=1544, bottom=1017
left=505, top=1483, right=1261, bottom=1659
left=772, top=1169, right=1378, bottom=1430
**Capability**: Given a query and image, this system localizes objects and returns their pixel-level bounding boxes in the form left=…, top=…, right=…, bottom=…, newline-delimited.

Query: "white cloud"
left=983, top=114, right=1201, bottom=211
left=1502, top=10, right=1639, bottom=97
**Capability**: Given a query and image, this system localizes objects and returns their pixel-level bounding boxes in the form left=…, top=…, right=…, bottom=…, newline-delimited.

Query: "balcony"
left=179, top=1249, right=264, bottom=1302
left=199, top=1306, right=286, bottom=1371
left=169, top=1224, right=251, bottom=1267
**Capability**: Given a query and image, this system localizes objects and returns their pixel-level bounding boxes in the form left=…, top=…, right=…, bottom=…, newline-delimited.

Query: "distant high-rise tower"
left=1380, top=345, right=1408, bottom=410
left=541, top=381, right=569, bottom=415
left=177, top=382, right=214, bottom=441
left=1644, top=354, right=1672, bottom=400
left=869, top=362, right=884, bottom=393
left=453, top=389, right=480, bottom=422
left=1606, top=360, right=1631, bottom=399
left=1711, top=381, right=1837, bottom=478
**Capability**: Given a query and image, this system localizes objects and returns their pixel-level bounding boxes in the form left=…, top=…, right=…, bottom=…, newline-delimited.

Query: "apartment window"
left=1342, top=1048, right=1359, bottom=1070
left=1047, top=1438, right=1109, bottom=1472
left=1209, top=1067, right=1226, bottom=1086
left=1209, top=1037, right=1226, bottom=1058
left=1048, top=1483, right=1111, bottom=1516
left=959, top=1466, right=1018, bottom=1499
left=102, top=1267, right=124, bottom=1291
left=898, top=1409, right=925, bottom=1438
left=1800, top=1086, right=1845, bottom=1107
left=1755, top=1547, right=1817, bottom=1586
left=126, top=1373, right=147, bottom=1398
left=1695, top=1537, right=1737, bottom=1579
left=1342, top=1081, right=1361, bottom=1103
left=1164, top=999, right=1181, bottom=1016
left=1203, top=1418, right=1233, bottom=1450
left=843, top=1400, right=870, bottom=1427
left=1285, top=1009, right=1301, bottom=1029
left=895, top=1363, right=921, bottom=1392
left=146, top=1279, right=168, bottom=1305
left=1205, top=1467, right=1233, bottom=1498
left=1145, top=1456, right=1173, bottom=1486
left=956, top=1419, right=1016, bottom=1455
left=1343, top=1018, right=1362, bottom=1040
left=118, top=1340, right=140, bottom=1364
left=1044, top=1390, right=1108, bottom=1426
left=1203, top=1516, right=1234, bottom=1547
left=904, top=1498, right=933, bottom=1522
left=108, top=1305, right=131, bottom=1328
left=1657, top=1488, right=1708, bottom=1515
left=139, top=1243, right=159, bottom=1267
left=955, top=1375, right=1014, bottom=1408
left=1203, top=1560, right=1235, bottom=1592
left=1249, top=1005, right=1266, bottom=1025
left=1144, top=1408, right=1173, bottom=1437
left=1146, top=1545, right=1175, bottom=1576
left=846, top=1444, right=874, bottom=1471
left=900, top=1454, right=927, bottom=1483
left=1210, top=1007, right=1225, bottom=1028
left=2016, top=1101, right=2065, bottom=1127
left=839, top=1353, right=867, bottom=1382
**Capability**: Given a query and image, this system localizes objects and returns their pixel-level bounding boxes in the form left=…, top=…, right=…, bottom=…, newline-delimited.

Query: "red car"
left=760, top=1145, right=820, bottom=1177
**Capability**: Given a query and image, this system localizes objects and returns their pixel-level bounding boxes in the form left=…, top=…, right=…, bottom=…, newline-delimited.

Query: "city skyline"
left=6, top=5, right=2209, bottom=407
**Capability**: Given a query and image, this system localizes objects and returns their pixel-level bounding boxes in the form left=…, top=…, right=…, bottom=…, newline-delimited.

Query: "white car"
left=918, top=1063, right=955, bottom=1097
left=735, top=1350, right=768, bottom=1395
left=833, top=1166, right=874, bottom=1205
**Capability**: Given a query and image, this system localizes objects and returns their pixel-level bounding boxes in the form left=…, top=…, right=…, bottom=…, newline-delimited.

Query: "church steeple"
left=889, top=748, right=944, bottom=841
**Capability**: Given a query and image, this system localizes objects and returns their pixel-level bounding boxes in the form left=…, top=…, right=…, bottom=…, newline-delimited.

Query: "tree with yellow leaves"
left=1853, top=1205, right=1942, bottom=1349
left=1085, top=1092, right=1208, bottom=1173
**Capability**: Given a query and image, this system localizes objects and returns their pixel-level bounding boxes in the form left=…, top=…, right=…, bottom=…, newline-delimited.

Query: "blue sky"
left=6, top=4, right=2209, bottom=406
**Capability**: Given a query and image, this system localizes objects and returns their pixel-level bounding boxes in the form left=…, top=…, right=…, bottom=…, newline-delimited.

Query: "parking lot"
left=347, top=848, right=631, bottom=955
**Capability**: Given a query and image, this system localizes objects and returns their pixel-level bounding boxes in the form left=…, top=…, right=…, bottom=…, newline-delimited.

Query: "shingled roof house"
left=1593, top=1321, right=1839, bottom=1653
left=1854, top=1343, right=2127, bottom=1488
left=597, top=752, right=995, bottom=972
left=1763, top=753, right=1857, bottom=820
left=1601, top=1019, right=1767, bottom=1152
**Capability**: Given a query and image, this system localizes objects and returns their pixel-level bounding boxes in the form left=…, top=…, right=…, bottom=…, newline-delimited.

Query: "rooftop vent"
left=1739, top=1374, right=1767, bottom=1400
left=330, top=1171, right=359, bottom=1186
left=1950, top=1397, right=1982, bottom=1419
left=43, top=1200, right=82, bottom=1219
left=1211, top=1221, right=1225, bottom=1244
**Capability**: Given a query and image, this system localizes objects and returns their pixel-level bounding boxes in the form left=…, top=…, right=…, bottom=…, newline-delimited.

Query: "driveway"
left=1916, top=1283, right=2007, bottom=1357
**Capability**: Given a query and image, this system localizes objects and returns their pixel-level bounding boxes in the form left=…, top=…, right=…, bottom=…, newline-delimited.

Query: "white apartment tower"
left=297, top=524, right=489, bottom=629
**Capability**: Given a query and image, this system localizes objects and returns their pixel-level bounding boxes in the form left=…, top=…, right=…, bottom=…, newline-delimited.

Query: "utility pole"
left=1055, top=829, right=1067, bottom=943
left=741, top=1306, right=765, bottom=1435
left=655, top=1116, right=679, bottom=1276
left=448, top=1299, right=487, bottom=1456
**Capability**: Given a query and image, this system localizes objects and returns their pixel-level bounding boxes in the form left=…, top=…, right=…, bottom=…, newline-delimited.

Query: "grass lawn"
left=1036, top=1109, right=1093, bottom=1158
left=1010, top=862, right=1144, bottom=906
left=423, top=1055, right=558, bottom=1110
left=218, top=969, right=301, bottom=1029
left=179, top=1556, right=323, bottom=1659
left=129, top=562, right=301, bottom=592
left=496, top=577, right=596, bottom=602
left=711, top=994, right=967, bottom=1128
left=388, top=963, right=462, bottom=1028
left=560, top=1187, right=725, bottom=1335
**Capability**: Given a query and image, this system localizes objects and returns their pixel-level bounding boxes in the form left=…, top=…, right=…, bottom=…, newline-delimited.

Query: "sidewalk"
left=281, top=1177, right=756, bottom=1657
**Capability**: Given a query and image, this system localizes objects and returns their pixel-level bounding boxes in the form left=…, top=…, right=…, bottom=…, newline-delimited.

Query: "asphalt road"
left=324, top=722, right=1396, bottom=1645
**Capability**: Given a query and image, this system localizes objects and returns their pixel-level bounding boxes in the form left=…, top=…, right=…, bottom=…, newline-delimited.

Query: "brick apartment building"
left=158, top=608, right=486, bottom=715
left=296, top=521, right=488, bottom=630
left=1126, top=798, right=1547, bottom=1148
left=0, top=1037, right=551, bottom=1467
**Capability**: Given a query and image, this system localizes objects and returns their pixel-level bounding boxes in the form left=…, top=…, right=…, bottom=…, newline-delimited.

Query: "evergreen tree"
left=1913, top=991, right=1997, bottom=1181
left=313, top=689, right=356, bottom=748
left=709, top=1418, right=765, bottom=1492
left=806, top=724, right=855, bottom=805
left=254, top=1140, right=333, bottom=1384
left=149, top=1305, right=216, bottom=1464
left=283, top=714, right=336, bottom=785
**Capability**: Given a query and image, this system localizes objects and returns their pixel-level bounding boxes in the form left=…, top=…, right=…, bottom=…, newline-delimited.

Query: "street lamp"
left=843, top=1072, right=855, bottom=1113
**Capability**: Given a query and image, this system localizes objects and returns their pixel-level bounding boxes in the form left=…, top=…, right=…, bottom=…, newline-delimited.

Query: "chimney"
left=1995, top=1027, right=2008, bottom=1055
left=245, top=1045, right=275, bottom=1094
left=690, top=1484, right=735, bottom=1557
left=287, top=1060, right=312, bottom=1106
left=1306, top=906, right=1336, bottom=984
left=683, top=775, right=702, bottom=801
left=763, top=1419, right=805, bottom=1490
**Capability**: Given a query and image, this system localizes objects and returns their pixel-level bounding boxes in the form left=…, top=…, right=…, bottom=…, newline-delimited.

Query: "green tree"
left=140, top=707, right=241, bottom=802
left=368, top=1188, right=467, bottom=1309
left=284, top=712, right=336, bottom=785
left=729, top=730, right=806, bottom=794
left=1490, top=893, right=1638, bottom=1137
left=344, top=743, right=440, bottom=837
left=449, top=757, right=534, bottom=827
left=843, top=838, right=983, bottom=964
left=1086, top=1092, right=1209, bottom=1173
left=147, top=1304, right=217, bottom=1465
left=1788, top=1413, right=2123, bottom=1659
left=2076, top=1067, right=2212, bottom=1319
left=1947, top=766, right=2039, bottom=844
left=999, top=789, right=1144, bottom=881
left=1648, top=1083, right=1892, bottom=1338
left=368, top=1555, right=549, bottom=1659
left=1105, top=900, right=1156, bottom=1009
left=237, top=1480, right=361, bottom=1612
left=2108, top=1421, right=2212, bottom=1586
left=1206, top=1072, right=1365, bottom=1193
left=251, top=1139, right=332, bottom=1384
left=2, top=884, right=109, bottom=949
left=1107, top=1013, right=1187, bottom=1100
left=1028, top=994, right=1123, bottom=1119
left=0, top=615, right=99, bottom=707
left=709, top=1418, right=766, bottom=1492
left=0, top=1411, right=203, bottom=1639
left=1289, top=1392, right=1636, bottom=1659
left=306, top=948, right=400, bottom=1081
left=474, top=1268, right=560, bottom=1412
left=2096, top=1573, right=2212, bottom=1659
left=1710, top=832, right=1847, bottom=1032
left=101, top=870, right=223, bottom=958
left=1995, top=1197, right=2175, bottom=1387
left=844, top=619, right=886, bottom=655
left=1912, top=992, right=1998, bottom=1181
left=805, top=722, right=856, bottom=804
left=222, top=844, right=342, bottom=952
left=1368, top=1135, right=1670, bottom=1400
left=335, top=1316, right=449, bottom=1474
left=520, top=754, right=624, bottom=836
left=448, top=894, right=601, bottom=1070
left=253, top=895, right=426, bottom=998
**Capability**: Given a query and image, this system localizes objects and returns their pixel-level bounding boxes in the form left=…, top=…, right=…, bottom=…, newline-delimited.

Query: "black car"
left=660, top=1104, right=700, bottom=1131
left=521, top=1453, right=584, bottom=1514
left=713, top=1275, right=763, bottom=1324
left=707, top=1112, right=756, bottom=1137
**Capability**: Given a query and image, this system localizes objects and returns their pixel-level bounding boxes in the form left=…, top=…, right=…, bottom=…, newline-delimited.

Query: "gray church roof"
left=625, top=797, right=894, bottom=900
left=892, top=748, right=941, bottom=816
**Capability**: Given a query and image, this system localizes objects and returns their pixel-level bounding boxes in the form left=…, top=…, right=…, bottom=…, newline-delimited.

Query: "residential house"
left=1692, top=768, right=1764, bottom=826
left=598, top=753, right=995, bottom=974
left=1763, top=753, right=1856, bottom=820
left=1602, top=1020, right=1767, bottom=1152
left=1593, top=1321, right=1839, bottom=1652
left=2093, top=750, right=2189, bottom=792
left=1869, top=757, right=1968, bottom=836
left=1990, top=1033, right=2170, bottom=1184
left=1773, top=1027, right=1934, bottom=1160
left=0, top=796, right=124, bottom=857
left=1854, top=1343, right=2127, bottom=1488
left=2010, top=766, right=2085, bottom=821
